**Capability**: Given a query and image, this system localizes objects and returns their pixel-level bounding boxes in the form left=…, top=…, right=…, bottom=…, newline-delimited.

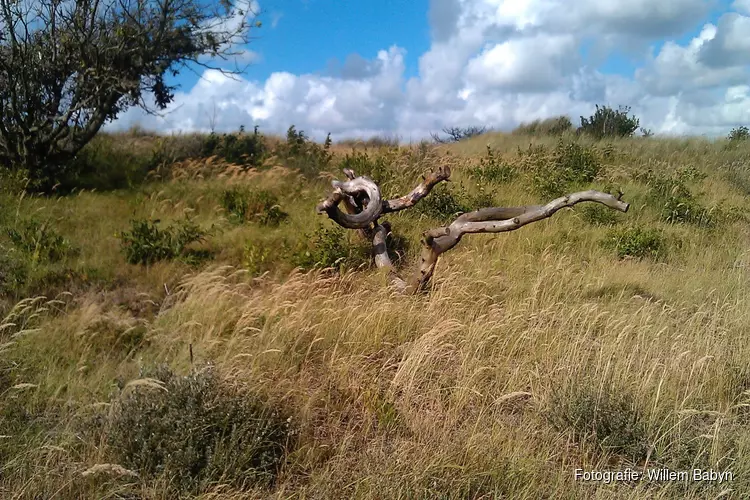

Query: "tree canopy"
left=0, top=0, right=258, bottom=190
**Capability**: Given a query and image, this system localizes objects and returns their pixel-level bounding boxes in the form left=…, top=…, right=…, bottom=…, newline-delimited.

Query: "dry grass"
left=2, top=131, right=750, bottom=498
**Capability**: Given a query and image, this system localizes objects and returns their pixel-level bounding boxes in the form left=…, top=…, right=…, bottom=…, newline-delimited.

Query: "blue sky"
left=116, top=0, right=750, bottom=139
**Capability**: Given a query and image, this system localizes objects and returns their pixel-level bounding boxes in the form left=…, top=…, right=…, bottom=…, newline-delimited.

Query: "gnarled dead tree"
left=316, top=166, right=629, bottom=294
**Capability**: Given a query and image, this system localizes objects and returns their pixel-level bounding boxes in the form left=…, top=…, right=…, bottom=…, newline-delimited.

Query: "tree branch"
left=382, top=164, right=451, bottom=213
left=372, top=221, right=407, bottom=292
left=315, top=175, right=383, bottom=229
left=406, top=190, right=630, bottom=293
left=317, top=165, right=452, bottom=228
left=316, top=170, right=629, bottom=295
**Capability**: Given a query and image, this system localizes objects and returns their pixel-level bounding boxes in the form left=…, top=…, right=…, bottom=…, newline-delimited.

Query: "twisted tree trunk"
left=316, top=166, right=629, bottom=294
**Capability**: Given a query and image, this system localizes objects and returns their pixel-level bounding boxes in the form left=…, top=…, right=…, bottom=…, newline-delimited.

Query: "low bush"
left=414, top=184, right=470, bottom=223
left=578, top=105, right=640, bottom=139
left=638, top=167, right=718, bottom=227
left=106, top=365, right=294, bottom=495
left=525, top=140, right=602, bottom=198
left=221, top=188, right=289, bottom=226
left=512, top=116, right=573, bottom=136
left=275, top=126, right=333, bottom=178
left=200, top=126, right=267, bottom=166
left=602, top=225, right=667, bottom=260
left=0, top=248, right=28, bottom=296
left=728, top=126, right=749, bottom=142
left=6, top=217, right=75, bottom=264
left=578, top=204, right=623, bottom=226
left=546, top=382, right=650, bottom=461
left=338, top=150, right=398, bottom=194
left=292, top=224, right=370, bottom=271
left=469, top=145, right=516, bottom=184
left=119, top=217, right=210, bottom=265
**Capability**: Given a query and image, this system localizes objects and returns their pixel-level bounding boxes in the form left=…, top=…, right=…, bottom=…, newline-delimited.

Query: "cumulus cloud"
left=110, top=0, right=750, bottom=139
left=464, top=34, right=579, bottom=93
left=636, top=24, right=748, bottom=96
left=698, top=13, right=750, bottom=68
left=733, top=0, right=750, bottom=15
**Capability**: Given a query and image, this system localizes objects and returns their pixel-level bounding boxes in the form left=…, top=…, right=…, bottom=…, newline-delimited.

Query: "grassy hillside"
left=2, top=127, right=750, bottom=498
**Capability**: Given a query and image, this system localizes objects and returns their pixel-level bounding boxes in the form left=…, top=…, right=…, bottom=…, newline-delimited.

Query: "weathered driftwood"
left=317, top=168, right=629, bottom=294
left=410, top=190, right=629, bottom=293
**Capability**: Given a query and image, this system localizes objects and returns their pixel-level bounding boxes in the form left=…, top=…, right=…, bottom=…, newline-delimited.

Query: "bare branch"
left=316, top=168, right=629, bottom=295
left=318, top=165, right=452, bottom=228
left=407, top=190, right=630, bottom=293
left=383, top=165, right=451, bottom=213
left=372, top=222, right=407, bottom=292
left=315, top=175, right=383, bottom=229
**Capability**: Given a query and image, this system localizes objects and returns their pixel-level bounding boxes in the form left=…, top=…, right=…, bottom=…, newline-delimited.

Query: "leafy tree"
left=430, top=126, right=487, bottom=143
left=0, top=0, right=259, bottom=190
left=578, top=105, right=640, bottom=139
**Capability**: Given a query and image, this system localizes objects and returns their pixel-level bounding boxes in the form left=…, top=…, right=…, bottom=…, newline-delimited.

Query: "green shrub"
left=512, top=116, right=573, bottom=136
left=243, top=238, right=293, bottom=276
left=414, top=184, right=470, bottom=223
left=106, top=365, right=294, bottom=494
left=338, top=150, right=397, bottom=193
left=293, top=224, right=370, bottom=271
left=728, top=126, right=749, bottom=142
left=6, top=218, right=75, bottom=264
left=527, top=140, right=602, bottom=198
left=221, top=188, right=288, bottom=226
left=638, top=167, right=717, bottom=227
left=579, top=105, right=640, bottom=139
left=602, top=225, right=667, bottom=260
left=546, top=383, right=650, bottom=461
left=275, top=126, right=333, bottom=178
left=661, top=196, right=716, bottom=227
left=0, top=248, right=28, bottom=296
left=119, top=217, right=209, bottom=265
left=0, top=168, right=29, bottom=195
left=469, top=145, right=516, bottom=183
left=465, top=187, right=495, bottom=211
left=554, top=140, right=602, bottom=183
left=201, top=126, right=267, bottom=166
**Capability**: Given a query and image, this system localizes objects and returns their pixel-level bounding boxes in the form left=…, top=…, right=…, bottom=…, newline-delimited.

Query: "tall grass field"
left=2, top=123, right=750, bottom=498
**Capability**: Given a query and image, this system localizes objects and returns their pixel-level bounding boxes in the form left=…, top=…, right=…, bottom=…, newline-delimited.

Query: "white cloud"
left=698, top=13, right=750, bottom=68
left=733, top=0, right=750, bottom=15
left=110, top=0, right=750, bottom=140
left=636, top=24, right=748, bottom=96
left=464, top=34, right=579, bottom=92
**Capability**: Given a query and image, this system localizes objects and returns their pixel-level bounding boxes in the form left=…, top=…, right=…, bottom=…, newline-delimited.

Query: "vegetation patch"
left=106, top=364, right=294, bottom=495
left=276, top=126, right=333, bottom=178
left=636, top=167, right=723, bottom=227
left=512, top=115, right=573, bottom=136
left=578, top=105, right=640, bottom=139
left=546, top=382, right=650, bottom=462
left=578, top=204, right=623, bottom=226
left=221, top=188, right=289, bottom=226
left=602, top=225, right=668, bottom=260
left=292, top=224, right=371, bottom=271
left=414, top=184, right=471, bottom=222
left=119, top=217, right=210, bottom=265
left=200, top=126, right=267, bottom=166
left=5, top=217, right=76, bottom=265
left=522, top=139, right=602, bottom=198
left=469, top=145, right=517, bottom=184
left=728, top=126, right=749, bottom=142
